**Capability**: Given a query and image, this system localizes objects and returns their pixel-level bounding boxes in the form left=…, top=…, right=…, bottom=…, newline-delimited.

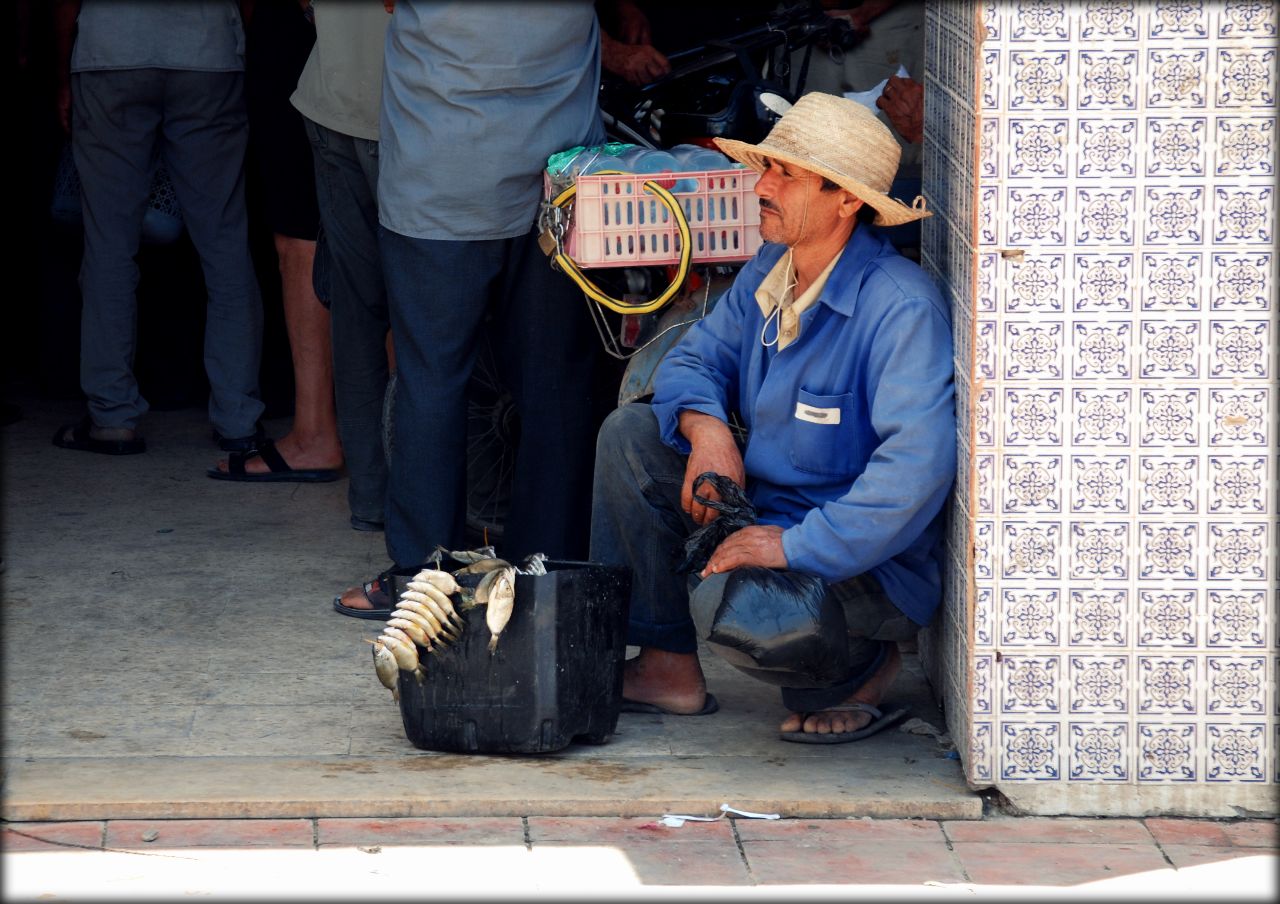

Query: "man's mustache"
left=759, top=199, right=778, bottom=213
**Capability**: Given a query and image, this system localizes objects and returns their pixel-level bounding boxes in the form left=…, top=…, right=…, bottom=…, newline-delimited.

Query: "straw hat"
left=715, top=92, right=930, bottom=227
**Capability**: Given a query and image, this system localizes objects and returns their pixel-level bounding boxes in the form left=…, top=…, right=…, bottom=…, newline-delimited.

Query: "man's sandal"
left=332, top=567, right=419, bottom=620
left=779, top=702, right=909, bottom=745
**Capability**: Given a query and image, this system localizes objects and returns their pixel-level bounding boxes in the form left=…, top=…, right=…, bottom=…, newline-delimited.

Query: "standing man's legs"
left=222, top=2, right=341, bottom=474
left=160, top=70, right=264, bottom=440
left=69, top=69, right=160, bottom=435
left=261, top=231, right=342, bottom=473
left=491, top=230, right=599, bottom=561
left=307, top=119, right=389, bottom=529
left=380, top=229, right=502, bottom=569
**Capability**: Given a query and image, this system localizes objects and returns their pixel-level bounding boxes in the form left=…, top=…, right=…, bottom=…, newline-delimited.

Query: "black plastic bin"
left=397, top=559, right=632, bottom=754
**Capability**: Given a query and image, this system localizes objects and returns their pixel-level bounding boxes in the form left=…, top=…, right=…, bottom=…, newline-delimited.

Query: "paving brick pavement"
left=2, top=815, right=1276, bottom=899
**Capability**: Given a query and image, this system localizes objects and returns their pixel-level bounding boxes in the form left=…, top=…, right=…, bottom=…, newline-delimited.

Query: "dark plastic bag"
left=690, top=566, right=851, bottom=688
left=674, top=472, right=756, bottom=574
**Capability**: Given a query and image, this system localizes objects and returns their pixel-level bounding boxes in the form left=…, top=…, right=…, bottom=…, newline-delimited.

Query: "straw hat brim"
left=714, top=137, right=930, bottom=227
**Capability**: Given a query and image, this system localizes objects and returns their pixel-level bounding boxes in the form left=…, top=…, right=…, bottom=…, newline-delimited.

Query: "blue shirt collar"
left=814, top=225, right=890, bottom=317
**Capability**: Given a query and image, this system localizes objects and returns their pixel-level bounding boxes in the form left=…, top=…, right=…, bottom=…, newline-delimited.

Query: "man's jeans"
left=590, top=403, right=920, bottom=712
left=305, top=118, right=387, bottom=525
left=380, top=225, right=598, bottom=567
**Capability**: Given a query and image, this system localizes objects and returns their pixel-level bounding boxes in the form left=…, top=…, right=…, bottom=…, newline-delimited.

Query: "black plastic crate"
left=397, top=559, right=631, bottom=753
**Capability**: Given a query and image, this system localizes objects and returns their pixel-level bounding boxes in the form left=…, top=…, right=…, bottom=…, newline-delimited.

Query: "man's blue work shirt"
left=651, top=226, right=957, bottom=627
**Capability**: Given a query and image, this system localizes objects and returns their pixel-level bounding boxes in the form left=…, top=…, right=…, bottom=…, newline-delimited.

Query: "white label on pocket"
left=794, top=402, right=841, bottom=425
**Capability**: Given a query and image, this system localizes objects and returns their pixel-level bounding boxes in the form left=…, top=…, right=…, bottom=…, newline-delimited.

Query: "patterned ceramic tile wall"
left=922, top=0, right=1278, bottom=807
left=919, top=0, right=984, bottom=783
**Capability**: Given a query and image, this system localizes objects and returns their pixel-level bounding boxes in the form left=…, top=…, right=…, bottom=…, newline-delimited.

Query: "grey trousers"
left=71, top=69, right=264, bottom=435
left=590, top=403, right=919, bottom=711
left=305, top=118, right=388, bottom=525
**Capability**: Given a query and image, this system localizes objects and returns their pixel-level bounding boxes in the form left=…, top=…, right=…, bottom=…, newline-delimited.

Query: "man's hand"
left=877, top=75, right=924, bottom=144
left=679, top=411, right=745, bottom=526
left=601, top=31, right=670, bottom=86
left=700, top=524, right=787, bottom=578
left=612, top=0, right=652, bottom=45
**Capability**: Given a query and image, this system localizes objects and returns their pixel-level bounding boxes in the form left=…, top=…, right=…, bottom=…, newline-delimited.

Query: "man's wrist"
left=678, top=410, right=728, bottom=445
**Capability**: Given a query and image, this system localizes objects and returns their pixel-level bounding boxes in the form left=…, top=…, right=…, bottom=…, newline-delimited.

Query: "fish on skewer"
left=403, top=584, right=465, bottom=627
left=439, top=544, right=497, bottom=564
left=378, top=632, right=426, bottom=683
left=410, top=569, right=462, bottom=596
left=485, top=565, right=517, bottom=654
left=453, top=557, right=511, bottom=578
left=367, top=638, right=399, bottom=701
left=395, top=602, right=459, bottom=644
left=387, top=617, right=433, bottom=649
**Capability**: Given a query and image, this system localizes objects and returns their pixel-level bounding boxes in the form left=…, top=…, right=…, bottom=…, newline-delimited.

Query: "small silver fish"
left=409, top=569, right=462, bottom=596
left=442, top=545, right=498, bottom=564
left=474, top=566, right=504, bottom=605
left=453, top=557, right=511, bottom=577
left=387, top=617, right=432, bottom=649
left=368, top=638, right=399, bottom=701
left=379, top=633, right=425, bottom=683
left=395, top=600, right=459, bottom=643
left=518, top=552, right=549, bottom=576
left=401, top=587, right=464, bottom=629
left=485, top=566, right=517, bottom=654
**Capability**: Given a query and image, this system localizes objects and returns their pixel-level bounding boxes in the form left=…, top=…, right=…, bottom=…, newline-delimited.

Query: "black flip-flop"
left=207, top=438, right=339, bottom=482
left=619, top=693, right=720, bottom=716
left=779, top=702, right=908, bottom=745
left=52, top=416, right=146, bottom=455
left=332, top=567, right=419, bottom=620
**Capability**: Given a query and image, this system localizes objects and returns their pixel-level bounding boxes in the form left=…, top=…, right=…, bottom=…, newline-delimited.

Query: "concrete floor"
left=1, top=398, right=978, bottom=822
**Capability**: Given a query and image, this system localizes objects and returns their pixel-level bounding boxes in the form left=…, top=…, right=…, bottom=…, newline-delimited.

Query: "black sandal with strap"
left=332, top=566, right=420, bottom=620
left=52, top=415, right=146, bottom=455
left=207, top=438, right=340, bottom=482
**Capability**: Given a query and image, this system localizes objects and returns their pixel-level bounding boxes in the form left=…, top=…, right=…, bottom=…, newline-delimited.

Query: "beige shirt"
left=754, top=246, right=846, bottom=351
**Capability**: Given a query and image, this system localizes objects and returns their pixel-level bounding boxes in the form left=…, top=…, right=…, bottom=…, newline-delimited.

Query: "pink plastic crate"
left=563, top=168, right=762, bottom=268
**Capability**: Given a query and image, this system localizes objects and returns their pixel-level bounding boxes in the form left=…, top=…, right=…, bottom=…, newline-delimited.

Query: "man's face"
left=754, top=157, right=858, bottom=247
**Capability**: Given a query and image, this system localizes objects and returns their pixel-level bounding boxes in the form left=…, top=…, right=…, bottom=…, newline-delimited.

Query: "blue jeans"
left=380, top=226, right=598, bottom=567
left=305, top=118, right=388, bottom=525
left=72, top=69, right=263, bottom=435
left=590, top=403, right=917, bottom=711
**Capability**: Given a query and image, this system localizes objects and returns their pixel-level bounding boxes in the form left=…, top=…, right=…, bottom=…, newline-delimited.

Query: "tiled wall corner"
left=922, top=0, right=1278, bottom=810
left=919, top=0, right=987, bottom=786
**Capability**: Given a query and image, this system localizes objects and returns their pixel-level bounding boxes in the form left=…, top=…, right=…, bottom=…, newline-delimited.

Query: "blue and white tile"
left=1136, top=722, right=1199, bottom=782
left=1068, top=721, right=1130, bottom=781
left=1068, top=588, right=1128, bottom=647
left=1137, top=590, right=1199, bottom=647
left=1000, top=722, right=1062, bottom=781
left=1138, top=456, right=1198, bottom=513
left=1137, top=522, right=1200, bottom=581
left=1206, top=589, right=1266, bottom=647
left=1205, top=723, right=1266, bottom=782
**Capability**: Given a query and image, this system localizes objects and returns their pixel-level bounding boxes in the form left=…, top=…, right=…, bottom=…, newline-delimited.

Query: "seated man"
left=589, top=93, right=955, bottom=743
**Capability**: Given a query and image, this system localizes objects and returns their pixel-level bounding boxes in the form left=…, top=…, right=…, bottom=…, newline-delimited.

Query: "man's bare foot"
left=623, top=648, right=709, bottom=715
left=779, top=642, right=902, bottom=735
left=337, top=581, right=375, bottom=611
left=213, top=430, right=343, bottom=475
left=333, top=570, right=403, bottom=617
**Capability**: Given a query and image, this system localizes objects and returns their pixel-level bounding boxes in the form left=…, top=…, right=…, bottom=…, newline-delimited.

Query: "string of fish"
left=369, top=546, right=549, bottom=701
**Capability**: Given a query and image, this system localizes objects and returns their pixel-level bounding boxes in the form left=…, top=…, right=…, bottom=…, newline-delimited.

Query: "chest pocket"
left=788, top=388, right=860, bottom=477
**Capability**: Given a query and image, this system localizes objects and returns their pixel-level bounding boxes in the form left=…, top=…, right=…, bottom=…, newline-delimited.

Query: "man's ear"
left=839, top=192, right=864, bottom=220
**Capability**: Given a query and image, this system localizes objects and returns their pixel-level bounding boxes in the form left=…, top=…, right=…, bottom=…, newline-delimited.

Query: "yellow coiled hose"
left=548, top=173, right=692, bottom=315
